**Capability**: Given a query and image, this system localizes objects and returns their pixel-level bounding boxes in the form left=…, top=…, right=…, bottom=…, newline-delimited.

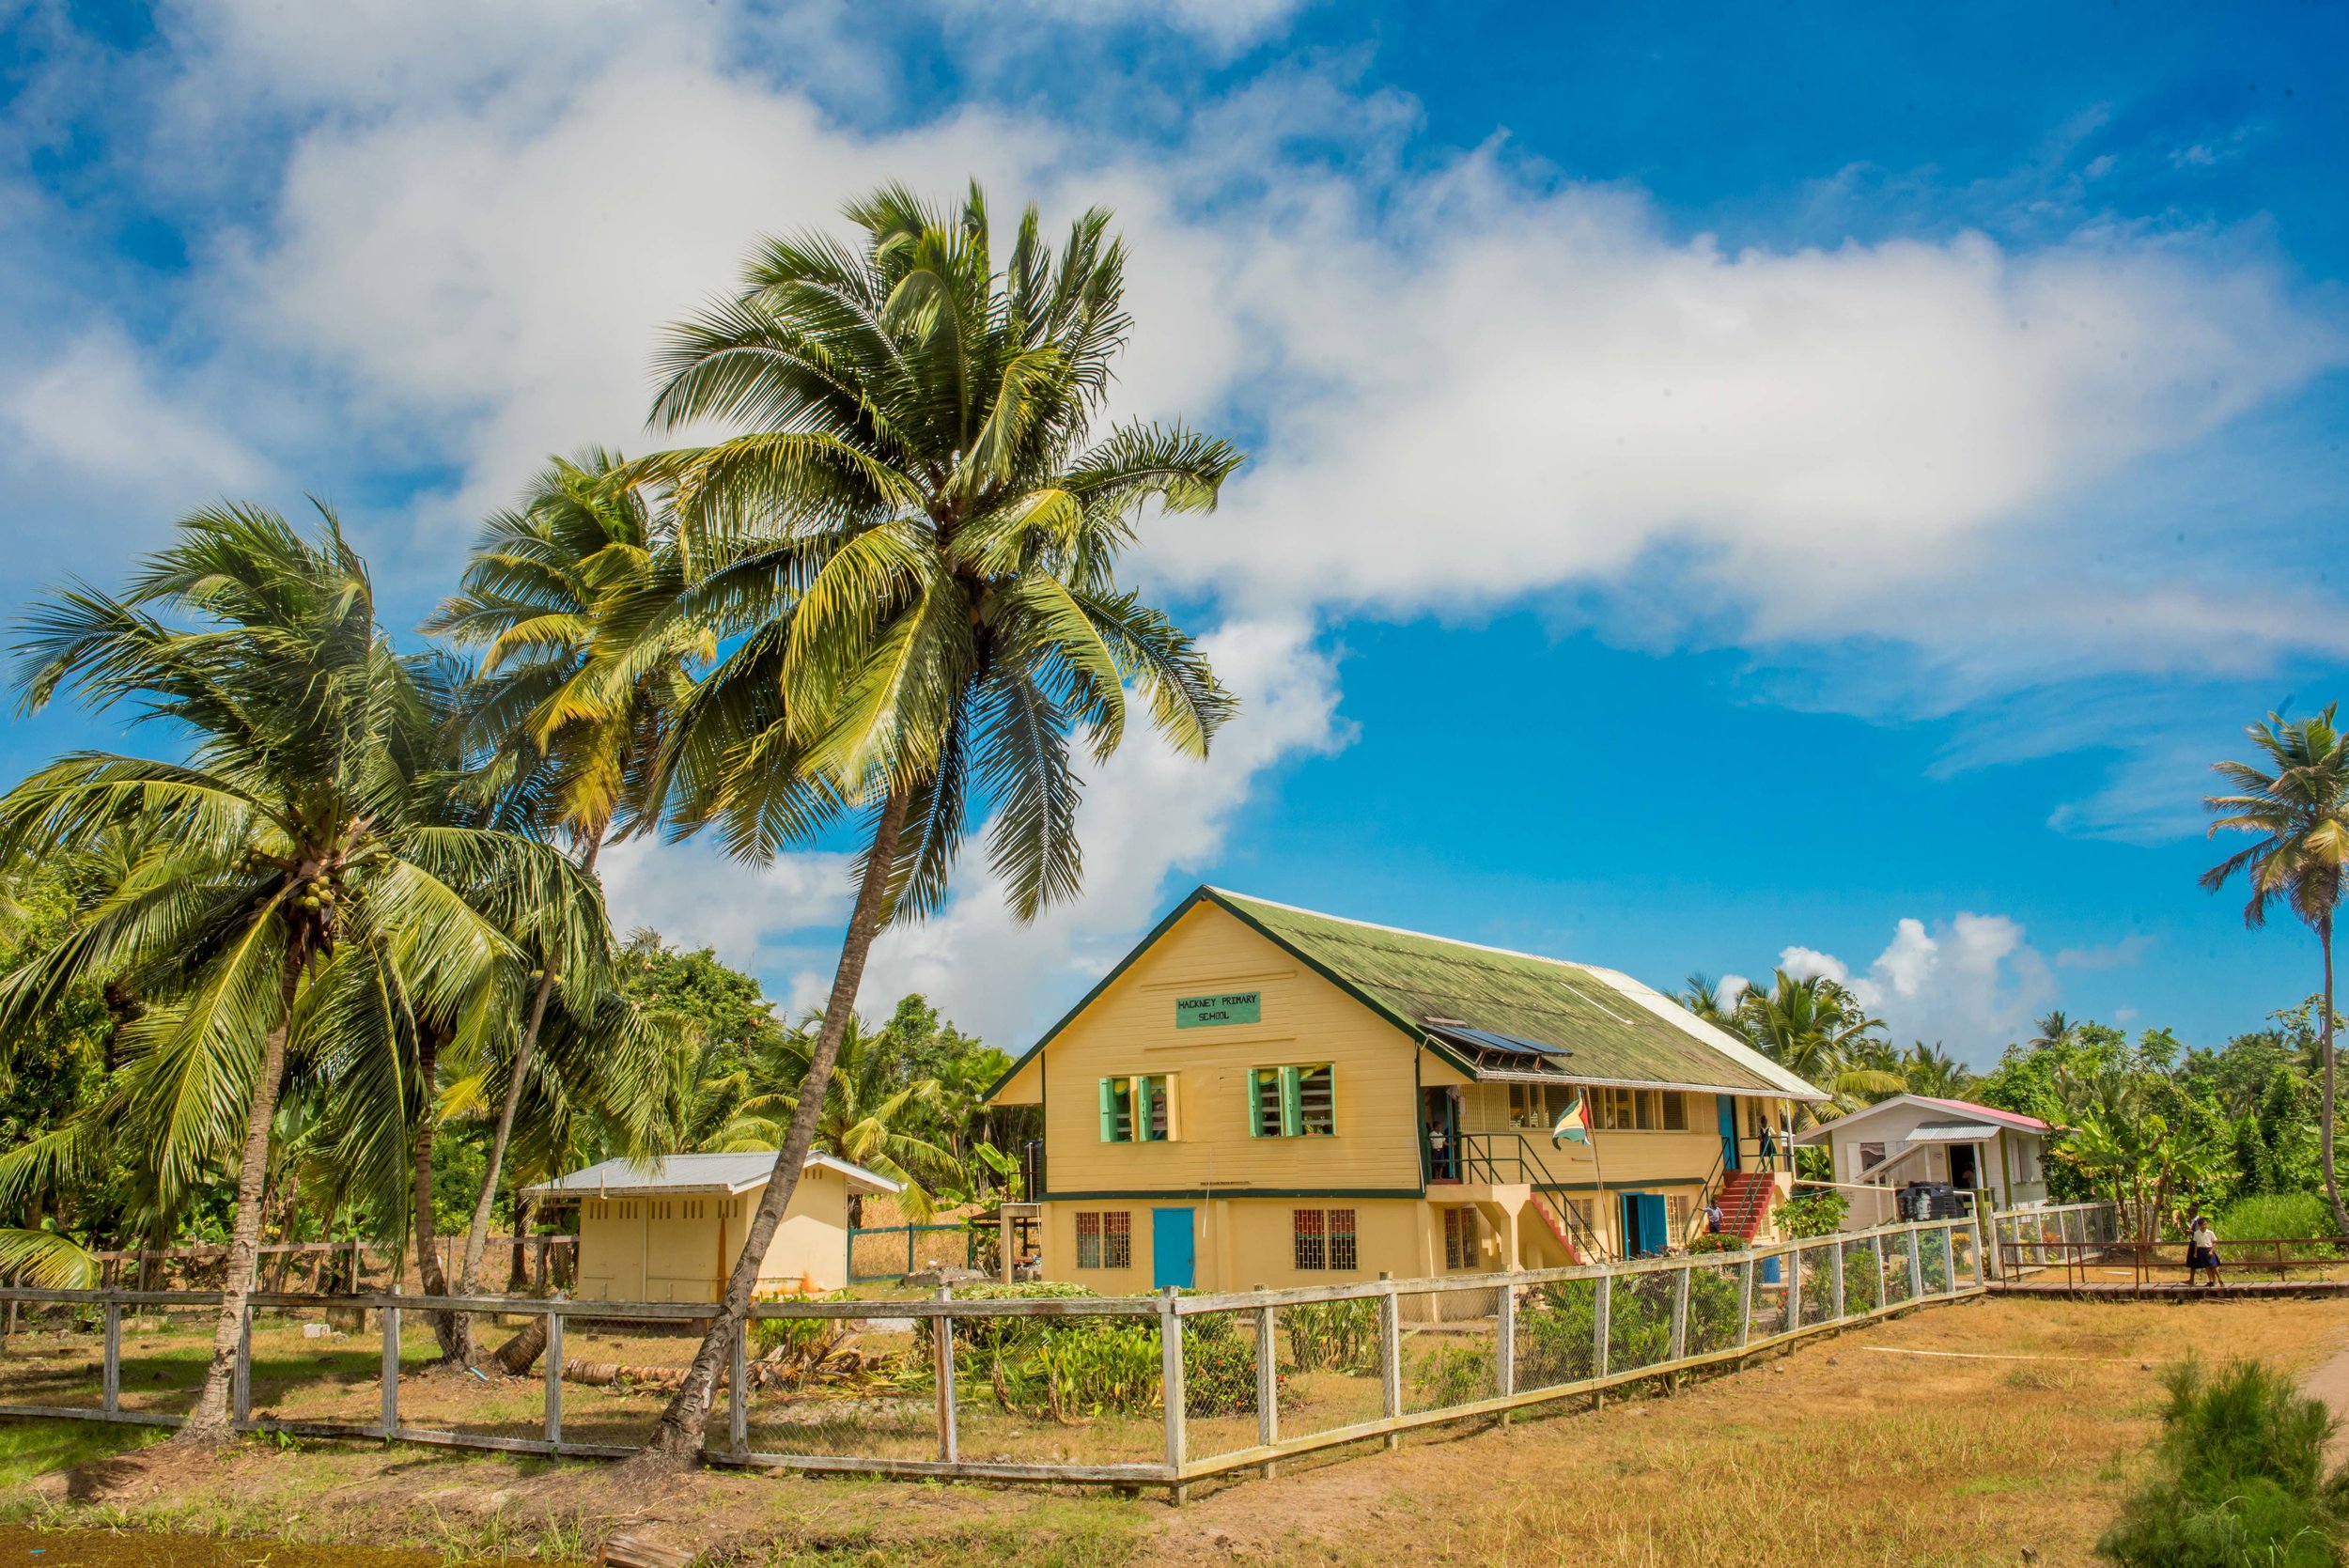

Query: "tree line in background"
left=1678, top=702, right=2348, bottom=1242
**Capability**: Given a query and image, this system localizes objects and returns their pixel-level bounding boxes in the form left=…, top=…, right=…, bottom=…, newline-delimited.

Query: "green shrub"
left=2098, top=1358, right=2349, bottom=1566
left=2217, top=1193, right=2343, bottom=1261
left=1919, top=1232, right=1953, bottom=1293
left=1775, top=1190, right=1847, bottom=1238
left=1410, top=1343, right=1495, bottom=1407
left=1687, top=1233, right=1747, bottom=1254
left=1283, top=1297, right=1379, bottom=1374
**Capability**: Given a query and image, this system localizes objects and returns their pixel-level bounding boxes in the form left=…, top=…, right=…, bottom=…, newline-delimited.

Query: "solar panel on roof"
left=1425, top=1022, right=1572, bottom=1059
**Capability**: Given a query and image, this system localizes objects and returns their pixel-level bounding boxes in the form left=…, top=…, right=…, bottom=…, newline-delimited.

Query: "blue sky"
left=2, top=0, right=2344, bottom=1063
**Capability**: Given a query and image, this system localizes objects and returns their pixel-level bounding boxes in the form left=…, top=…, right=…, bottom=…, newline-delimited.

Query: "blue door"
left=1718, top=1094, right=1740, bottom=1172
left=1620, top=1192, right=1669, bottom=1257
left=1152, top=1207, right=1196, bottom=1289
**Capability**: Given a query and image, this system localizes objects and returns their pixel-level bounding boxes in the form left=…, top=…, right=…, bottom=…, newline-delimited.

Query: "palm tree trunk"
left=623, top=791, right=910, bottom=1470
left=458, top=833, right=603, bottom=1299
left=179, top=943, right=303, bottom=1442
left=411, top=1029, right=473, bottom=1365
left=2321, top=915, right=2345, bottom=1236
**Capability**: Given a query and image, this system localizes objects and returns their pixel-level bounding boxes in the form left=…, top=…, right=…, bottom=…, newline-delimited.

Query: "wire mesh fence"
left=0, top=1217, right=1981, bottom=1488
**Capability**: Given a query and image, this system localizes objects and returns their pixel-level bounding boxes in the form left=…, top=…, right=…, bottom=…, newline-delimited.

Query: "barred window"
left=1076, top=1211, right=1129, bottom=1269
left=1293, top=1207, right=1323, bottom=1270
left=1294, top=1208, right=1357, bottom=1271
left=1443, top=1206, right=1478, bottom=1270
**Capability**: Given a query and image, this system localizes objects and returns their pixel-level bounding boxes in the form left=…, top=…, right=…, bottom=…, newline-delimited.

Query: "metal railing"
left=846, top=1223, right=975, bottom=1284
left=0, top=1216, right=1982, bottom=1493
left=1993, top=1236, right=2349, bottom=1290
left=1455, top=1133, right=1612, bottom=1261
left=1984, top=1201, right=2126, bottom=1279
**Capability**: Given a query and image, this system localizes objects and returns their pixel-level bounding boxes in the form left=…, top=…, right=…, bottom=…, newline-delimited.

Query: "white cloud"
left=964, top=0, right=1313, bottom=50
left=595, top=835, right=855, bottom=986
left=1782, top=912, right=2058, bottom=1063
left=1776, top=946, right=1848, bottom=986
left=2054, top=933, right=2155, bottom=971
left=3, top=331, right=269, bottom=505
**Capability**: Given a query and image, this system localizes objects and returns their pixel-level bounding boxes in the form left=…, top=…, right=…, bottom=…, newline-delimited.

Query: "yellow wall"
left=1028, top=901, right=1425, bottom=1197
left=573, top=1165, right=854, bottom=1301
left=1038, top=1197, right=1457, bottom=1294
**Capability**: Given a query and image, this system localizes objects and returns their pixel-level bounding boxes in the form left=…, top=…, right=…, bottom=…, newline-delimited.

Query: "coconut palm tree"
left=0, top=504, right=600, bottom=1438
left=1735, top=970, right=1906, bottom=1126
left=426, top=450, right=697, bottom=1304
left=614, top=182, right=1241, bottom=1463
left=697, top=1010, right=955, bottom=1214
left=1677, top=973, right=1746, bottom=1034
left=1899, top=1041, right=1975, bottom=1099
left=2203, top=705, right=2349, bottom=1233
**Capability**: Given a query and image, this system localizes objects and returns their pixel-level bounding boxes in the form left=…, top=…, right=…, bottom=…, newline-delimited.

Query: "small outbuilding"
left=1795, top=1094, right=2054, bottom=1228
left=527, top=1151, right=900, bottom=1302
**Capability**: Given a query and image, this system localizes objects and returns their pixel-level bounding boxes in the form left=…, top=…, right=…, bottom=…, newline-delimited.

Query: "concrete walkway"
left=2307, top=1343, right=2349, bottom=1470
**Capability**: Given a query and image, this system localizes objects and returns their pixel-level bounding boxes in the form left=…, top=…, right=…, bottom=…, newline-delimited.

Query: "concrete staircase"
left=1528, top=1191, right=1589, bottom=1264
left=1716, top=1169, right=1781, bottom=1240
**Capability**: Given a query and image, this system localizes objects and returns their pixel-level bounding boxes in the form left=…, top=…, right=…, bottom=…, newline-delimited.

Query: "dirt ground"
left=4, top=1293, right=2346, bottom=1567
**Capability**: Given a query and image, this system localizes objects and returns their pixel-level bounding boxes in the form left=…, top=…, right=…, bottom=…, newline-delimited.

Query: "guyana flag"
left=1551, top=1091, right=1590, bottom=1147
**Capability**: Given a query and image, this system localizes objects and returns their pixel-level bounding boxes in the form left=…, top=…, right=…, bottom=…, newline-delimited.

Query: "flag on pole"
left=1550, top=1091, right=1589, bottom=1147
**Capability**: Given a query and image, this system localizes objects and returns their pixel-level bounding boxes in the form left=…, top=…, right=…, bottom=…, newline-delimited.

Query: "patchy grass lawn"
left=0, top=1294, right=2341, bottom=1565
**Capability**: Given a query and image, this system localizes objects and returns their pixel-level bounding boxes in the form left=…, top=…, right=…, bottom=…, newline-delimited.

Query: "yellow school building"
left=527, top=1151, right=900, bottom=1301
left=985, top=888, right=1827, bottom=1294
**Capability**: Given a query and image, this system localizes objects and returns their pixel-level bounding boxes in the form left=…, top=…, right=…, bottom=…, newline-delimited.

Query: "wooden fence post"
left=934, top=1285, right=958, bottom=1467
left=380, top=1303, right=400, bottom=1437
left=543, top=1310, right=563, bottom=1449
left=1377, top=1276, right=1402, bottom=1450
left=1907, top=1228, right=1924, bottom=1302
left=1253, top=1290, right=1277, bottom=1475
left=1786, top=1246, right=1802, bottom=1333
left=233, top=1302, right=252, bottom=1425
left=1735, top=1257, right=1754, bottom=1350
left=1668, top=1264, right=1689, bottom=1366
left=1160, top=1287, right=1187, bottom=1501
left=1497, top=1279, right=1517, bottom=1424
left=1870, top=1234, right=1886, bottom=1310
left=1592, top=1272, right=1611, bottom=1410
left=1830, top=1237, right=1845, bottom=1320
left=730, top=1314, right=750, bottom=1458
left=101, top=1299, right=120, bottom=1416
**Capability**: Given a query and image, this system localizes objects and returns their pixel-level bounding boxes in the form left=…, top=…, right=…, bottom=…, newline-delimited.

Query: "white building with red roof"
left=1795, top=1094, right=2055, bottom=1228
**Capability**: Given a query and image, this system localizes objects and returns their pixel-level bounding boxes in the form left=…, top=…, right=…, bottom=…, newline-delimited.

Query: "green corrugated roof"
left=1211, top=890, right=1822, bottom=1098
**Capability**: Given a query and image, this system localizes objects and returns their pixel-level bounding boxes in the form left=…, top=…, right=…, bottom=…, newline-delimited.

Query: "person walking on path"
left=2186, top=1212, right=2225, bottom=1288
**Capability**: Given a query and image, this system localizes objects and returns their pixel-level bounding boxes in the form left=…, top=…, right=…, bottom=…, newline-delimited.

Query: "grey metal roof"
left=525, top=1151, right=900, bottom=1199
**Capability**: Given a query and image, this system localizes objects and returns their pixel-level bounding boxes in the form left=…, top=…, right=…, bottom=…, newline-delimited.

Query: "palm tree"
left=2203, top=706, right=2349, bottom=1233
left=615, top=182, right=1241, bottom=1464
left=0, top=504, right=599, bottom=1437
left=698, top=1010, right=955, bottom=1214
left=1678, top=973, right=1745, bottom=1033
left=426, top=450, right=695, bottom=1303
left=1735, top=970, right=1906, bottom=1126
left=2029, top=1011, right=2076, bottom=1051
left=1899, top=1042, right=1975, bottom=1099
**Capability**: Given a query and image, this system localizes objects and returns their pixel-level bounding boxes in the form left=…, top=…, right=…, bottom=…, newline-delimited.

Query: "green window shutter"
left=1099, top=1078, right=1117, bottom=1142
left=1247, top=1070, right=1263, bottom=1137
left=1280, top=1066, right=1303, bottom=1138
left=1136, top=1076, right=1156, bottom=1141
